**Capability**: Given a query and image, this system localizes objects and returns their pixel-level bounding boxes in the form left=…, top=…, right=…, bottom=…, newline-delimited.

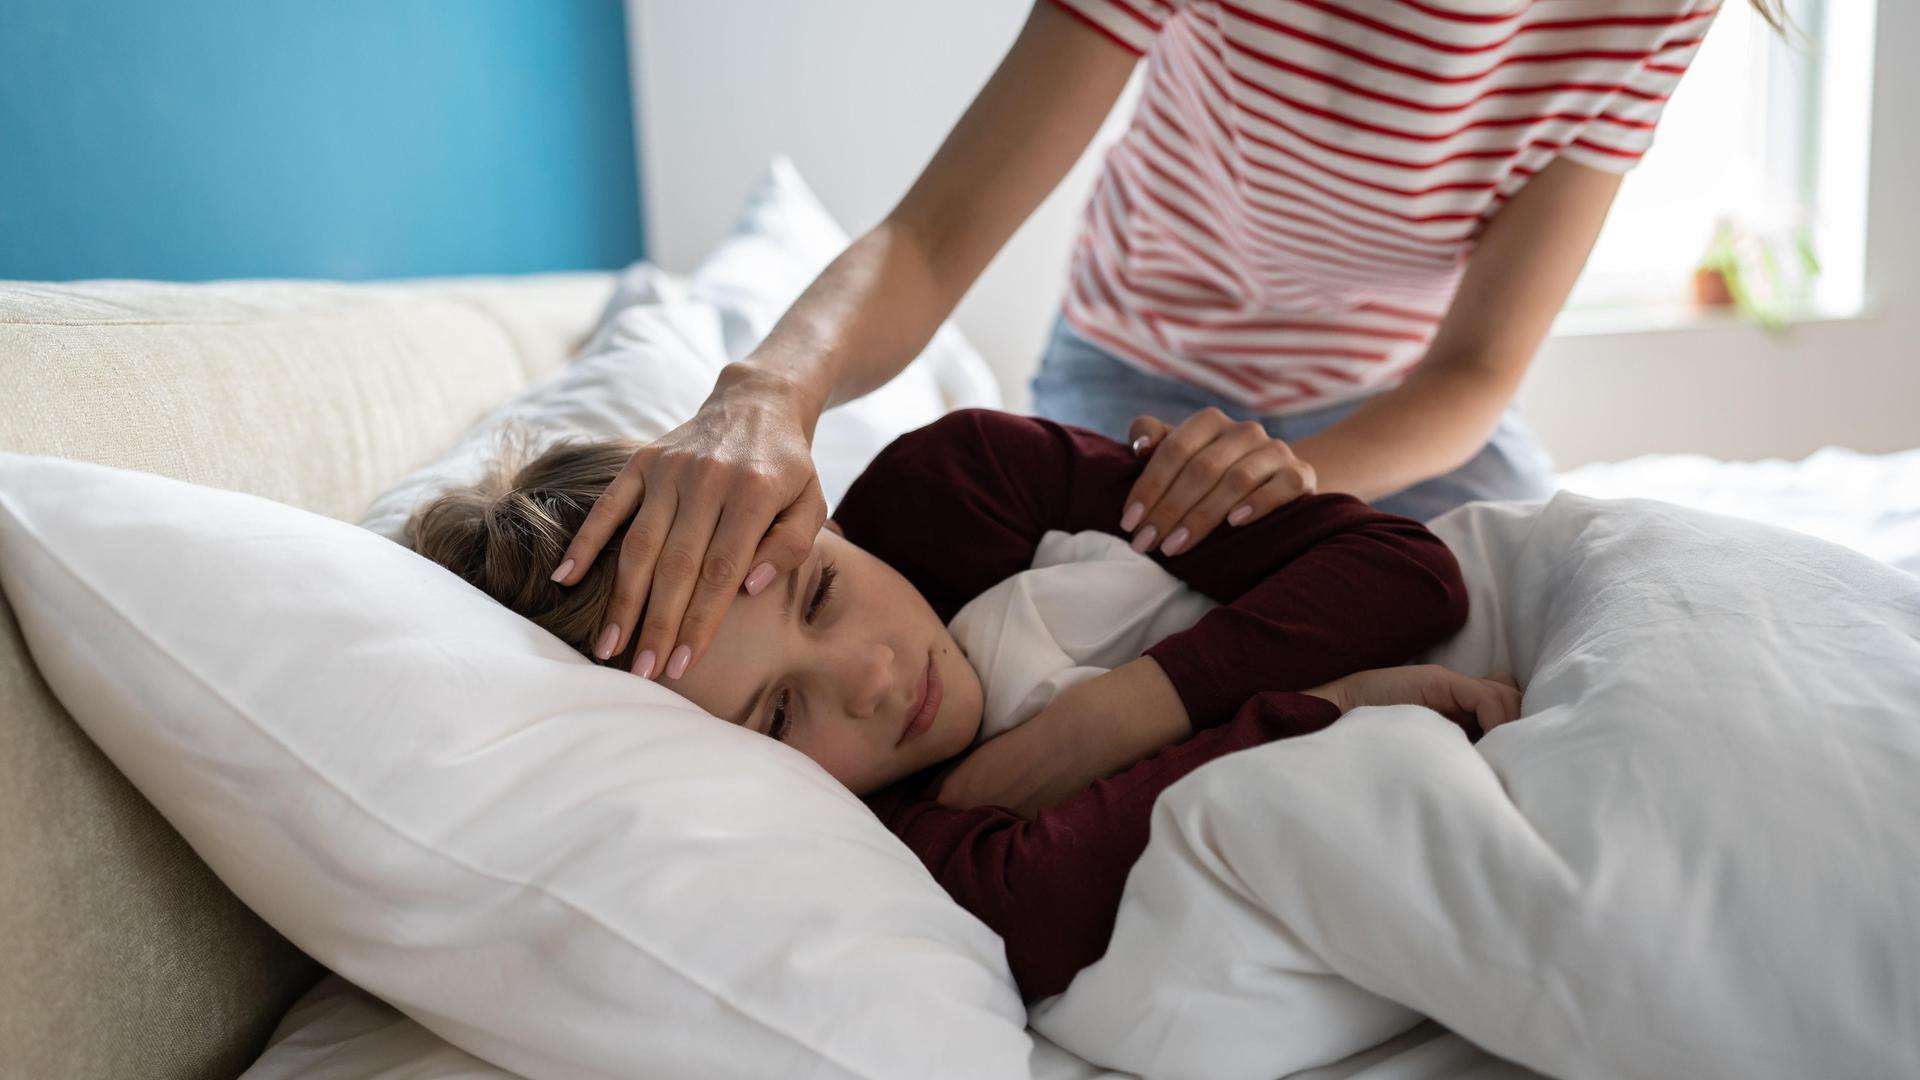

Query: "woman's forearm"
left=726, top=0, right=1136, bottom=438
left=1287, top=360, right=1517, bottom=502
left=729, top=220, right=958, bottom=435
left=1291, top=157, right=1624, bottom=503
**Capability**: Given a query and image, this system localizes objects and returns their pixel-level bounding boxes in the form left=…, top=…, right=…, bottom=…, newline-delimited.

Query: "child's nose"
left=839, top=641, right=893, bottom=719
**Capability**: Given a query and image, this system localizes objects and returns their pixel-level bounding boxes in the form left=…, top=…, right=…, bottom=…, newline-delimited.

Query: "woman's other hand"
left=549, top=366, right=828, bottom=681
left=1305, top=664, right=1522, bottom=735
left=1121, top=408, right=1316, bottom=557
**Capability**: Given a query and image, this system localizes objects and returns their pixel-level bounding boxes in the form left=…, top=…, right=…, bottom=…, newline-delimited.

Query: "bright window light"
left=1566, top=0, right=1876, bottom=320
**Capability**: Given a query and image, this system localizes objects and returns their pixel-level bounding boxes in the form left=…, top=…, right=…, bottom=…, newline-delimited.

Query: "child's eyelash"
left=769, top=563, right=839, bottom=742
left=806, top=562, right=838, bottom=622
left=770, top=689, right=791, bottom=742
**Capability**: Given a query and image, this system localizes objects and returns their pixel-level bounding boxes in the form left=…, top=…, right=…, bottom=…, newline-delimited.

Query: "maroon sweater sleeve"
left=832, top=409, right=1469, bottom=728
left=863, top=690, right=1343, bottom=1000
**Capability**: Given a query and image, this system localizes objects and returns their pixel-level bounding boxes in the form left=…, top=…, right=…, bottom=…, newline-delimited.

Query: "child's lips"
left=898, top=652, right=941, bottom=747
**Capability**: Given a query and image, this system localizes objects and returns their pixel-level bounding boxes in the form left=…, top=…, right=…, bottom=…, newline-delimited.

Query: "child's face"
left=665, top=526, right=985, bottom=796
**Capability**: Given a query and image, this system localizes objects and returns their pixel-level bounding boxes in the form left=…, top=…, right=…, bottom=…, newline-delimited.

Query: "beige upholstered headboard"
left=0, top=273, right=614, bottom=1079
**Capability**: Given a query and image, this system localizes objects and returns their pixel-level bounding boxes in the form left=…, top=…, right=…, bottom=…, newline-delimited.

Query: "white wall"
left=631, top=0, right=1103, bottom=410
left=631, top=0, right=1916, bottom=468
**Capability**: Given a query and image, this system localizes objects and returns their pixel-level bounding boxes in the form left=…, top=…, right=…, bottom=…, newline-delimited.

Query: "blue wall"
left=0, top=1, right=642, bottom=282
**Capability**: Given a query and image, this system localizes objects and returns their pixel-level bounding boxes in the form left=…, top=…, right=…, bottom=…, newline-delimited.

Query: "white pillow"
left=359, top=157, right=999, bottom=542
left=241, top=977, right=511, bottom=1080
left=0, top=454, right=1030, bottom=1080
left=357, top=275, right=723, bottom=542
left=689, top=155, right=1002, bottom=436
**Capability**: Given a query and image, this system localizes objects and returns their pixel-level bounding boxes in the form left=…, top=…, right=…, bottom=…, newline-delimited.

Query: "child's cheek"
left=808, top=738, right=869, bottom=793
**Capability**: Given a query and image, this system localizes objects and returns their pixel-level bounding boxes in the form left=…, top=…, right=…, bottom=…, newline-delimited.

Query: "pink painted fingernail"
left=594, top=623, right=620, bottom=660
left=1121, top=502, right=1145, bottom=532
left=632, top=649, right=656, bottom=680
left=1161, top=527, right=1190, bottom=556
left=1131, top=435, right=1151, bottom=456
left=743, top=562, right=776, bottom=595
left=666, top=645, right=692, bottom=680
left=1130, top=525, right=1158, bottom=555
left=549, top=558, right=575, bottom=583
left=1228, top=505, right=1253, bottom=526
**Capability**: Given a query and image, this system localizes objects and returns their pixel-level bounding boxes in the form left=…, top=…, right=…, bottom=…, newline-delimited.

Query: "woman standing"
left=555, top=0, right=1763, bottom=685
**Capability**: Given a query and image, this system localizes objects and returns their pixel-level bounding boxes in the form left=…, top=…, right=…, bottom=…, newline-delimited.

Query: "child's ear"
left=824, top=519, right=845, bottom=538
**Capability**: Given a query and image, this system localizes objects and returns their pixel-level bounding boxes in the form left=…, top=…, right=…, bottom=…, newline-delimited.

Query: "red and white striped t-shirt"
left=1052, top=0, right=1717, bottom=414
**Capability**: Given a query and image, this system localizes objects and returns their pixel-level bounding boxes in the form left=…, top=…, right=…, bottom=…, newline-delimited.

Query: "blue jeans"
left=1029, top=316, right=1556, bottom=522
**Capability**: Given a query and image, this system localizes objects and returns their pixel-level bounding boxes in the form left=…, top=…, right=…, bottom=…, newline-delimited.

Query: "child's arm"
left=927, top=655, right=1188, bottom=818
left=836, top=409, right=1470, bottom=729
left=868, top=688, right=1345, bottom=1001
left=871, top=665, right=1518, bottom=999
left=930, top=659, right=1521, bottom=819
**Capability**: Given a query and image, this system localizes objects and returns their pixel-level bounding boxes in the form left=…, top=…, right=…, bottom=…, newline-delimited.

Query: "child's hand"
left=1120, top=408, right=1316, bottom=557
left=1305, top=664, right=1523, bottom=735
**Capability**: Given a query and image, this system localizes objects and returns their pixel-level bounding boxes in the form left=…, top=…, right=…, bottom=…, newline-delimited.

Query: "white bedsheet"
left=1558, top=446, right=1920, bottom=575
left=245, top=976, right=1524, bottom=1080
left=1029, top=1022, right=1533, bottom=1080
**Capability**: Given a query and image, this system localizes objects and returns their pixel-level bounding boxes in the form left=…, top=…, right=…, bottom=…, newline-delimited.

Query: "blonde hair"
left=1747, top=0, right=1788, bottom=36
left=406, top=432, right=639, bottom=667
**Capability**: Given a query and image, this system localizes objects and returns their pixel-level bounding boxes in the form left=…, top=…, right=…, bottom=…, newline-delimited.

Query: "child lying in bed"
left=407, top=408, right=1518, bottom=1001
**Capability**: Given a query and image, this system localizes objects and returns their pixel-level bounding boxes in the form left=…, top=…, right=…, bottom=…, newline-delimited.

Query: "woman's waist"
left=1057, top=286, right=1431, bottom=414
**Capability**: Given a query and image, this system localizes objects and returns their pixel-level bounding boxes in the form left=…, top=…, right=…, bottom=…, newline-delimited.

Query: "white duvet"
left=1017, top=494, right=1920, bottom=1079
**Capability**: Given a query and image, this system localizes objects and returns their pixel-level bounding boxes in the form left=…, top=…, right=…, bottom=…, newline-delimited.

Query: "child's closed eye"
left=807, top=561, right=838, bottom=622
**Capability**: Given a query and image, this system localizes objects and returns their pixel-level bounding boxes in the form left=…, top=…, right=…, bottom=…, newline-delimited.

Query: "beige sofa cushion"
left=0, top=273, right=612, bottom=1080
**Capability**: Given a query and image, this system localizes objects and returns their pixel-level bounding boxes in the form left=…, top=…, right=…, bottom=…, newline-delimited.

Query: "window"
left=1564, top=0, right=1876, bottom=322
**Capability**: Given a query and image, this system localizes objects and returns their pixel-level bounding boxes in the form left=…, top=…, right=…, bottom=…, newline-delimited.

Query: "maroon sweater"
left=832, top=410, right=1469, bottom=1001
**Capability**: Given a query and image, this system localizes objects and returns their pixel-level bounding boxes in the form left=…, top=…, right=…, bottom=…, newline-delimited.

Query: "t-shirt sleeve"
left=1559, top=2, right=1723, bottom=173
left=865, top=689, right=1343, bottom=1001
left=834, top=409, right=1469, bottom=729
left=1047, top=0, right=1174, bottom=57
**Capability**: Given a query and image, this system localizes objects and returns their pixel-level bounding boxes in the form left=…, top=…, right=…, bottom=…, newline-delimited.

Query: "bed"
left=4, top=164, right=1914, bottom=1079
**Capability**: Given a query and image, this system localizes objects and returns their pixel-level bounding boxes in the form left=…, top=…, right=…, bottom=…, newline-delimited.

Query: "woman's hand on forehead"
left=551, top=374, right=829, bottom=682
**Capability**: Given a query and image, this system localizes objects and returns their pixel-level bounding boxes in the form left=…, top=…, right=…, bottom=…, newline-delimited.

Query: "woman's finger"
left=671, top=471, right=829, bottom=678
left=747, top=472, right=829, bottom=589
left=1121, top=408, right=1230, bottom=533
left=1127, top=415, right=1173, bottom=458
left=1128, top=416, right=1264, bottom=552
left=669, top=479, right=802, bottom=679
left=627, top=488, right=726, bottom=681
left=1162, top=443, right=1290, bottom=553
left=1136, top=422, right=1270, bottom=555
left=1221, top=458, right=1316, bottom=528
left=552, top=449, right=651, bottom=585
left=598, top=482, right=679, bottom=670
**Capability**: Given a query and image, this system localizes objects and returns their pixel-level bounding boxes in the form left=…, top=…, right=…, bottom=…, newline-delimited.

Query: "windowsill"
left=1550, top=299, right=1874, bottom=339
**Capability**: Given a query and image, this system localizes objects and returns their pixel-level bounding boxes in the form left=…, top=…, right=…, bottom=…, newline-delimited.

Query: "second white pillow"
left=360, top=157, right=1001, bottom=543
